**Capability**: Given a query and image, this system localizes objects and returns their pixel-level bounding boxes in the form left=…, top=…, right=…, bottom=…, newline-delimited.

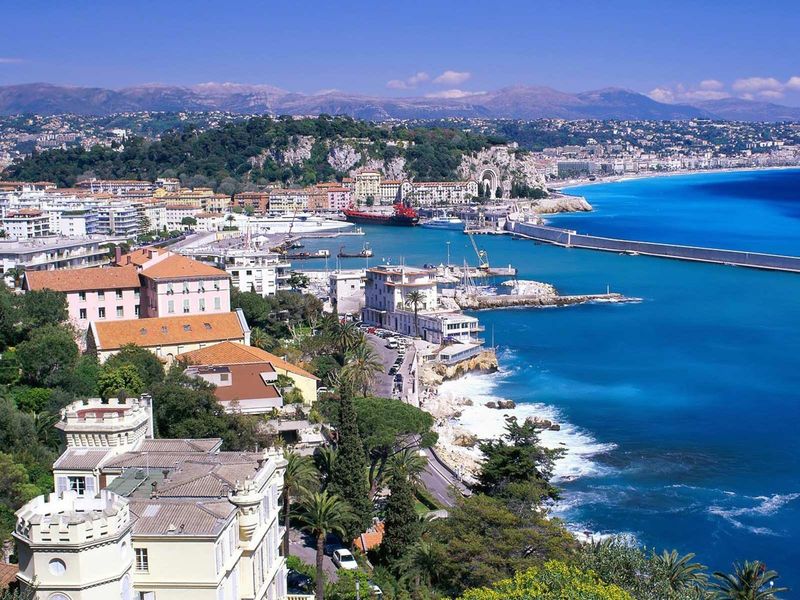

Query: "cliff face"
left=420, top=349, right=499, bottom=387
left=458, top=145, right=547, bottom=194
left=529, top=195, right=593, bottom=214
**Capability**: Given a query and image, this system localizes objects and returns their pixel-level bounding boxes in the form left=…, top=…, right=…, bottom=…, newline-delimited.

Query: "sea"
left=299, top=168, right=800, bottom=587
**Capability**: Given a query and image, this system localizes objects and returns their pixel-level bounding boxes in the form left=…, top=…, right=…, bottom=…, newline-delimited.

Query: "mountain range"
left=1, top=82, right=800, bottom=122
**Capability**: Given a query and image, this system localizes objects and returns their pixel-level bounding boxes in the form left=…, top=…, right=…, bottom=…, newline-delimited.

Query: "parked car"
left=386, top=338, right=399, bottom=349
left=332, top=548, right=359, bottom=570
left=388, top=366, right=398, bottom=376
left=287, top=569, right=313, bottom=593
left=369, top=582, right=384, bottom=599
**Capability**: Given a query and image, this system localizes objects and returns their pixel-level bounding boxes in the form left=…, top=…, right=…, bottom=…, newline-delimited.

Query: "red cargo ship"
left=343, top=202, right=419, bottom=226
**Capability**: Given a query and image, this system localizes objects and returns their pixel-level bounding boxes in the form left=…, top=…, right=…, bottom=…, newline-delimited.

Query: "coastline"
left=555, top=164, right=800, bottom=193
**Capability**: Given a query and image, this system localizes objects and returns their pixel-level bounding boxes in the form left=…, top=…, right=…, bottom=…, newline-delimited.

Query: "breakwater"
left=506, top=221, right=800, bottom=273
left=454, top=291, right=630, bottom=310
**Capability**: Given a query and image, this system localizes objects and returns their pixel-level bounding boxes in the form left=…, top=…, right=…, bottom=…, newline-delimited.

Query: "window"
left=214, top=281, right=220, bottom=290
left=116, top=306, right=124, bottom=318
left=98, top=291, right=105, bottom=300
left=183, top=299, right=190, bottom=313
left=116, top=288, right=123, bottom=299
left=135, top=548, right=149, bottom=572
left=220, top=373, right=229, bottom=382
left=78, top=292, right=86, bottom=301
left=138, top=592, right=155, bottom=600
left=168, top=300, right=174, bottom=314
left=183, top=282, right=190, bottom=294
left=167, top=283, right=174, bottom=295
left=199, top=298, right=206, bottom=312
left=68, top=476, right=85, bottom=494
left=135, top=305, right=140, bottom=317
left=79, top=308, right=87, bottom=320
left=214, top=297, right=221, bottom=310
left=48, top=558, right=66, bottom=576
left=98, top=307, right=106, bottom=319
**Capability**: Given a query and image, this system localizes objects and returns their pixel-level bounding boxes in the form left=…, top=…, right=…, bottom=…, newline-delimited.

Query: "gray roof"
left=128, top=498, right=235, bottom=537
left=137, top=438, right=223, bottom=453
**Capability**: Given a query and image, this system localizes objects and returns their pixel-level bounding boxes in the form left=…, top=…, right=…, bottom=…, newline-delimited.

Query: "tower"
left=14, top=490, right=134, bottom=600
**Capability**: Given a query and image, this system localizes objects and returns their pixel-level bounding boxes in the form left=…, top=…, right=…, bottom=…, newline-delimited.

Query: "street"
left=288, top=527, right=338, bottom=582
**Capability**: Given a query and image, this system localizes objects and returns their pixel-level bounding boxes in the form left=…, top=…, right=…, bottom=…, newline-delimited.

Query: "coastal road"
left=420, top=447, right=471, bottom=508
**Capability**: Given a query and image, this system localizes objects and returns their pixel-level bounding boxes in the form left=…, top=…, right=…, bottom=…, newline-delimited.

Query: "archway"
left=479, top=168, right=499, bottom=198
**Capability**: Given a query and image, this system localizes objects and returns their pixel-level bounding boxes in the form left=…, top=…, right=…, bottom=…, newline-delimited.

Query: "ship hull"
left=343, top=211, right=419, bottom=226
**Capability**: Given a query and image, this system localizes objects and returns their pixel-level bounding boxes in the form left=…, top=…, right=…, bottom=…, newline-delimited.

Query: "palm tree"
left=313, top=446, right=338, bottom=490
left=295, top=491, right=353, bottom=600
left=340, top=341, right=382, bottom=397
left=282, top=451, right=318, bottom=556
left=335, top=321, right=364, bottom=356
left=405, top=290, right=424, bottom=337
left=710, top=561, right=787, bottom=600
left=653, top=549, right=708, bottom=592
left=5, top=266, right=25, bottom=288
left=249, top=326, right=270, bottom=350
left=385, top=448, right=428, bottom=488
left=399, top=539, right=442, bottom=598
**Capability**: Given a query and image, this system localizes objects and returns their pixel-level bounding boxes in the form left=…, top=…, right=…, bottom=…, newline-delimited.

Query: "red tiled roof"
left=92, top=313, right=246, bottom=351
left=25, top=266, right=141, bottom=293
left=0, top=562, right=18, bottom=589
left=141, top=254, right=229, bottom=280
left=177, top=341, right=318, bottom=380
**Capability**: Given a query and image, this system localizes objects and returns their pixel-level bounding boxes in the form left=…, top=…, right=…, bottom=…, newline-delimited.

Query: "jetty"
left=506, top=221, right=800, bottom=274
left=454, top=291, right=632, bottom=310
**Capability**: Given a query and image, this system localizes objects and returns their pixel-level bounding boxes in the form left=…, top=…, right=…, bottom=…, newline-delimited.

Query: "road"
left=288, top=527, right=338, bottom=582
left=419, top=447, right=471, bottom=508
left=365, top=333, right=414, bottom=400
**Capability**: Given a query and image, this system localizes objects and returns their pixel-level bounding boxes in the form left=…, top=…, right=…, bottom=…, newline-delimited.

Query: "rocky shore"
left=419, top=349, right=499, bottom=387
left=525, top=194, right=593, bottom=214
left=453, top=287, right=632, bottom=311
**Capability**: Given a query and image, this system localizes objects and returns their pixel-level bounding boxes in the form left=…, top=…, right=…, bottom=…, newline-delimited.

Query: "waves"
left=437, top=358, right=616, bottom=482
left=708, top=492, right=800, bottom=536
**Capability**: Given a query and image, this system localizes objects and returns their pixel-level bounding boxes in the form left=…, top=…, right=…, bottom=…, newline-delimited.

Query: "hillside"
left=1, top=115, right=509, bottom=190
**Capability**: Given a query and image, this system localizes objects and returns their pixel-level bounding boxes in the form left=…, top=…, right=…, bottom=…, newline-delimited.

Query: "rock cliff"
left=420, top=349, right=499, bottom=387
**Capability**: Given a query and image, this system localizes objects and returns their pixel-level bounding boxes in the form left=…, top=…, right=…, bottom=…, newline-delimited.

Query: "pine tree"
left=382, top=475, right=419, bottom=563
left=329, top=385, right=373, bottom=540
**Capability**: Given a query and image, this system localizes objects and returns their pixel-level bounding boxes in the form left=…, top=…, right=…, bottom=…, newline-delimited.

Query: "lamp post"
left=446, top=241, right=451, bottom=267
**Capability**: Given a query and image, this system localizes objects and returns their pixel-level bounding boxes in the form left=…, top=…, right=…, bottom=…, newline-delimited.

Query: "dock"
left=506, top=221, right=800, bottom=274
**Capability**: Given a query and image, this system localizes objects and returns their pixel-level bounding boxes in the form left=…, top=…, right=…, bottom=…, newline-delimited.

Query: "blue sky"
left=2, top=0, right=800, bottom=105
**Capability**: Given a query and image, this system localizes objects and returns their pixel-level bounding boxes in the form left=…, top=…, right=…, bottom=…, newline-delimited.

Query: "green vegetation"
left=3, top=115, right=497, bottom=190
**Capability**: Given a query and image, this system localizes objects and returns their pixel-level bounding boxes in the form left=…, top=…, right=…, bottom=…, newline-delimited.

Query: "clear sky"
left=2, top=0, right=800, bottom=105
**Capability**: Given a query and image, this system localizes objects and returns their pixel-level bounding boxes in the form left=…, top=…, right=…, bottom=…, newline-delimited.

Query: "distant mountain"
left=0, top=82, right=797, bottom=121
left=689, top=98, right=800, bottom=122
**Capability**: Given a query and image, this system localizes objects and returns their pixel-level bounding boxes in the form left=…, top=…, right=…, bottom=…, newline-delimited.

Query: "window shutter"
left=85, top=476, right=96, bottom=496
left=56, top=476, right=68, bottom=495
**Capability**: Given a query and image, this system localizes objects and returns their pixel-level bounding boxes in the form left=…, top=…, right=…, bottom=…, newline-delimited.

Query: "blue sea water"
left=301, top=169, right=800, bottom=588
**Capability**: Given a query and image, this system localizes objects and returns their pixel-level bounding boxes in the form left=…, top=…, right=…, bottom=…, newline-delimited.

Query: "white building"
left=226, top=252, right=291, bottom=297
left=329, top=269, right=366, bottom=316
left=96, top=202, right=141, bottom=236
left=402, top=180, right=479, bottom=206
left=165, top=204, right=202, bottom=231
left=0, top=236, right=123, bottom=281
left=1, top=209, right=51, bottom=239
left=13, top=395, right=289, bottom=600
left=361, top=265, right=483, bottom=344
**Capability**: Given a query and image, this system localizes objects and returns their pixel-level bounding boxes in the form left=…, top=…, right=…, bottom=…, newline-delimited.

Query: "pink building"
left=314, top=184, right=352, bottom=211
left=118, top=248, right=231, bottom=318
left=24, top=267, right=142, bottom=333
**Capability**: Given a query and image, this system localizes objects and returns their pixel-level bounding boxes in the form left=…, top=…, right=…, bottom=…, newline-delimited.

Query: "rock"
left=463, top=398, right=473, bottom=406
left=549, top=423, right=561, bottom=431
left=453, top=433, right=479, bottom=448
left=327, top=144, right=362, bottom=172
left=485, top=401, right=498, bottom=409
left=497, top=400, right=516, bottom=410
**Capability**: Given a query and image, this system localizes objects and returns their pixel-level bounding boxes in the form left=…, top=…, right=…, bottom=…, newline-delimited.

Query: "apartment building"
left=1, top=209, right=51, bottom=239
left=87, top=310, right=250, bottom=363
left=225, top=253, right=291, bottom=297
left=13, top=395, right=288, bottom=600
left=401, top=180, right=479, bottom=206
left=76, top=178, right=155, bottom=199
left=353, top=170, right=381, bottom=201
left=233, top=192, right=271, bottom=215
left=0, top=236, right=120, bottom=278
left=329, top=269, right=366, bottom=316
left=24, top=266, right=142, bottom=332
left=96, top=202, right=141, bottom=236
left=362, top=265, right=483, bottom=345
left=267, top=189, right=310, bottom=214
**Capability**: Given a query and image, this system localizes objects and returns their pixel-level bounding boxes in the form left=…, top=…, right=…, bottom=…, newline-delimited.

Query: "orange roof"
left=177, top=341, right=318, bottom=380
left=201, top=363, right=282, bottom=403
left=92, top=312, right=246, bottom=351
left=0, top=561, right=18, bottom=589
left=25, top=266, right=140, bottom=292
left=119, top=247, right=166, bottom=267
left=140, top=254, right=229, bottom=281
left=353, top=521, right=384, bottom=552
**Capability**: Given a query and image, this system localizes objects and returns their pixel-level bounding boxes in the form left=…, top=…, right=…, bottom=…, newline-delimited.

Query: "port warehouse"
left=506, top=221, right=800, bottom=273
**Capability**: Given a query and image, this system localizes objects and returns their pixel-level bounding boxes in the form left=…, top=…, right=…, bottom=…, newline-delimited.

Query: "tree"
left=404, top=291, right=424, bottom=337
left=11, top=387, right=51, bottom=414
left=381, top=451, right=426, bottom=564
left=181, top=216, right=197, bottom=226
left=16, top=325, right=79, bottom=387
left=296, top=491, right=354, bottom=600
left=476, top=416, right=563, bottom=502
left=456, top=561, right=634, bottom=600
left=249, top=327, right=273, bottom=350
left=709, top=561, right=787, bottom=600
left=288, top=273, right=310, bottom=291
left=283, top=451, right=319, bottom=556
left=339, top=342, right=382, bottom=397
left=104, top=344, right=165, bottom=389
left=18, top=289, right=68, bottom=332
left=314, top=446, right=338, bottom=491
left=97, top=364, right=145, bottom=400
left=328, top=388, right=373, bottom=541
left=652, top=550, right=708, bottom=594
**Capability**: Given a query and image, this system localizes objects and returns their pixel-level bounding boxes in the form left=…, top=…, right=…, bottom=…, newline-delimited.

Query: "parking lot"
left=362, top=328, right=415, bottom=402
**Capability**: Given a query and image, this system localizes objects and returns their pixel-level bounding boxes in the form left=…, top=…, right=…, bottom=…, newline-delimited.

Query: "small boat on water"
left=338, top=243, right=373, bottom=258
left=287, top=249, right=330, bottom=259
left=421, top=211, right=465, bottom=230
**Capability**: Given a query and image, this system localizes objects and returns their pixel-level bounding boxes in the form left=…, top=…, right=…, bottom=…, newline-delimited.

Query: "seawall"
left=506, top=221, right=800, bottom=273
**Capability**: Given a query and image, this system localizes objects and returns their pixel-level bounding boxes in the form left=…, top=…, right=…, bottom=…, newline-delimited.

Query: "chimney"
left=114, top=246, right=122, bottom=264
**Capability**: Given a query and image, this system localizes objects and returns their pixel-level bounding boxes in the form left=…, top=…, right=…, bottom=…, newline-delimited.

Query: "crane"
left=467, top=230, right=490, bottom=270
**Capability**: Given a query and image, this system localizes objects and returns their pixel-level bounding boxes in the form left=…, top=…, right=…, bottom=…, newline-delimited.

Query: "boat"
left=421, top=212, right=465, bottom=230
left=338, top=243, right=373, bottom=258
left=287, top=249, right=330, bottom=259
left=343, top=202, right=419, bottom=226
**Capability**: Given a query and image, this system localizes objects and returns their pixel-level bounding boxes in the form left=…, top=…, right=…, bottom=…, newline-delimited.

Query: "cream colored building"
left=13, top=395, right=289, bottom=600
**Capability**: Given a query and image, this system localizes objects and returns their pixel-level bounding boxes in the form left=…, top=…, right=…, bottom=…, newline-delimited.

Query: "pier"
left=453, top=291, right=631, bottom=310
left=506, top=221, right=800, bottom=274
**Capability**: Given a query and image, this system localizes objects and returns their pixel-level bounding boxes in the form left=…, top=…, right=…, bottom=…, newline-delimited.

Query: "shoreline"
left=554, top=164, right=800, bottom=193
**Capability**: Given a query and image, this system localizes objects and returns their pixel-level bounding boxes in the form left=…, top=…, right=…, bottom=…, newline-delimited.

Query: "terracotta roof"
left=0, top=562, right=18, bottom=589
left=178, top=341, right=318, bottom=380
left=198, top=363, right=282, bottom=404
left=353, top=521, right=384, bottom=552
left=53, top=449, right=112, bottom=471
left=91, top=312, right=246, bottom=351
left=118, top=247, right=166, bottom=267
left=140, top=254, right=229, bottom=280
left=25, top=266, right=140, bottom=293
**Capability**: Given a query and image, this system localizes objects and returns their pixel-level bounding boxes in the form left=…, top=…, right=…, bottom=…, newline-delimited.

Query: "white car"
left=332, top=548, right=358, bottom=570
